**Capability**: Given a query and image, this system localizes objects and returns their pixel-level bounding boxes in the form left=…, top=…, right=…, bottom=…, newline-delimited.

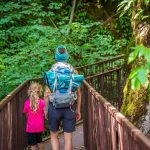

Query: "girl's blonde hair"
left=28, top=82, right=42, bottom=112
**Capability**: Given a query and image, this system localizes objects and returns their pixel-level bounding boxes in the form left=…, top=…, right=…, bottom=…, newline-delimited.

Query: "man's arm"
left=74, top=69, right=82, bottom=120
left=44, top=86, right=50, bottom=119
left=76, top=87, right=81, bottom=121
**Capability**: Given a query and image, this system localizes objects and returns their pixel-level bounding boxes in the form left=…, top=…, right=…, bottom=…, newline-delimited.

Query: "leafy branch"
left=128, top=45, right=150, bottom=90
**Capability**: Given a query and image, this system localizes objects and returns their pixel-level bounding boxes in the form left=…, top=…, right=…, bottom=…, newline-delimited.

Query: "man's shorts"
left=48, top=102, right=76, bottom=133
left=27, top=132, right=42, bottom=146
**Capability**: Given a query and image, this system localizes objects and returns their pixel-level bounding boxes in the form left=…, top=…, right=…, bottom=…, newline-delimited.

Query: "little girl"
left=23, top=82, right=44, bottom=150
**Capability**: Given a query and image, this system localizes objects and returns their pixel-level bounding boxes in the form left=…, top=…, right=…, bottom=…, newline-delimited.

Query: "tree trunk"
left=121, top=0, right=150, bottom=136
left=67, top=0, right=77, bottom=34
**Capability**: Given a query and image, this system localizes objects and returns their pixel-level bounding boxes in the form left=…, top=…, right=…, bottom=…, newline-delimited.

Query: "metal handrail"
left=0, top=55, right=125, bottom=150
left=82, top=80, right=150, bottom=150
left=76, top=54, right=124, bottom=70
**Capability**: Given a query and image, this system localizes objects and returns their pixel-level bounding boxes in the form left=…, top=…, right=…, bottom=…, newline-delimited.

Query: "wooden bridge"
left=1, top=55, right=150, bottom=150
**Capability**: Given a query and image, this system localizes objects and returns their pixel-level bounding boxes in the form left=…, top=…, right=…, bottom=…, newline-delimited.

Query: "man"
left=44, top=45, right=81, bottom=150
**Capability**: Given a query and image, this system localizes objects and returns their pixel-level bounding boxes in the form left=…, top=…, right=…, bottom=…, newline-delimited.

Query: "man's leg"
left=30, top=145, right=37, bottom=150
left=63, top=107, right=76, bottom=150
left=64, top=132, right=73, bottom=150
left=50, top=131, right=59, bottom=150
left=48, top=103, right=62, bottom=150
left=37, top=143, right=44, bottom=150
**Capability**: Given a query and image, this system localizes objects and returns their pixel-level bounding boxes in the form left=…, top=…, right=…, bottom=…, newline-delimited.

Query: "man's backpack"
left=44, top=62, right=81, bottom=108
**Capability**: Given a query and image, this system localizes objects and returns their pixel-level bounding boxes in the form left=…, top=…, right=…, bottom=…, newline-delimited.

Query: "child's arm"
left=76, top=87, right=81, bottom=121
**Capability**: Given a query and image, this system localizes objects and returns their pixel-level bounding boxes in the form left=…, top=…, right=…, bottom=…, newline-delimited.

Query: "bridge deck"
left=43, top=124, right=84, bottom=150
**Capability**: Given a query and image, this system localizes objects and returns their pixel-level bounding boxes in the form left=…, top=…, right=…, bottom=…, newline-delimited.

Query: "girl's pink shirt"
left=23, top=98, right=45, bottom=133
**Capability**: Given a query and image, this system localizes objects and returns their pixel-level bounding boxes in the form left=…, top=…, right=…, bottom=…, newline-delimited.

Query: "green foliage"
left=128, top=45, right=150, bottom=91
left=0, top=55, right=5, bottom=72
left=117, top=0, right=150, bottom=21
left=115, top=16, right=132, bottom=38
left=48, top=2, right=63, bottom=10
left=117, top=0, right=134, bottom=17
left=0, top=0, right=128, bottom=100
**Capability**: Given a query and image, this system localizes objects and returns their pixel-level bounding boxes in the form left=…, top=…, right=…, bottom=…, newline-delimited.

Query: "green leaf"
left=129, top=68, right=138, bottom=79
left=146, top=62, right=150, bottom=71
left=148, top=84, right=150, bottom=92
left=144, top=0, right=150, bottom=5
left=137, top=67, right=147, bottom=84
left=0, top=65, right=5, bottom=70
left=135, top=45, right=145, bottom=57
left=130, top=66, right=148, bottom=89
left=134, top=9, right=143, bottom=19
left=131, top=77, right=141, bottom=90
left=128, top=49, right=139, bottom=64
left=80, top=43, right=93, bottom=49
left=142, top=15, right=149, bottom=20
left=144, top=48, right=150, bottom=62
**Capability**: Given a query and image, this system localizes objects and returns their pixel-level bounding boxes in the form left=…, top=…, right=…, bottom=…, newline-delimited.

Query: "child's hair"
left=28, top=82, right=42, bottom=112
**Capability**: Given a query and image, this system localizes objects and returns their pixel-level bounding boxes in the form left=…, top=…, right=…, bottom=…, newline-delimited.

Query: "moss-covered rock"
left=121, top=82, right=148, bottom=123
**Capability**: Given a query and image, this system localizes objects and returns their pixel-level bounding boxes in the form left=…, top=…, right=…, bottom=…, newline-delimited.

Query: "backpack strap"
left=68, top=75, right=73, bottom=94
left=52, top=71, right=57, bottom=93
left=68, top=74, right=77, bottom=101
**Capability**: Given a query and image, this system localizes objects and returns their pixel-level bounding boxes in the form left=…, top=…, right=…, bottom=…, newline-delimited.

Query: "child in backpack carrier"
left=23, top=82, right=45, bottom=150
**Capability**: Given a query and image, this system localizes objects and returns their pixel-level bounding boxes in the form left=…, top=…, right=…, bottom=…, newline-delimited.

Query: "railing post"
left=82, top=83, right=88, bottom=149
left=116, top=69, right=122, bottom=110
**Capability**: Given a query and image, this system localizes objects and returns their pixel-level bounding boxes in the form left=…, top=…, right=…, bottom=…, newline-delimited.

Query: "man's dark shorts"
left=27, top=132, right=42, bottom=146
left=48, top=102, right=76, bottom=133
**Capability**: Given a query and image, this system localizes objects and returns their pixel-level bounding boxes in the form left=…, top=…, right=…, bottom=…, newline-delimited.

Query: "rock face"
left=136, top=102, right=150, bottom=138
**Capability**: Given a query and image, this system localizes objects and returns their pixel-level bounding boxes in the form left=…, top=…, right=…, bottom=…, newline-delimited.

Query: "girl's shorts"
left=27, top=132, right=42, bottom=146
left=48, top=102, right=76, bottom=133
